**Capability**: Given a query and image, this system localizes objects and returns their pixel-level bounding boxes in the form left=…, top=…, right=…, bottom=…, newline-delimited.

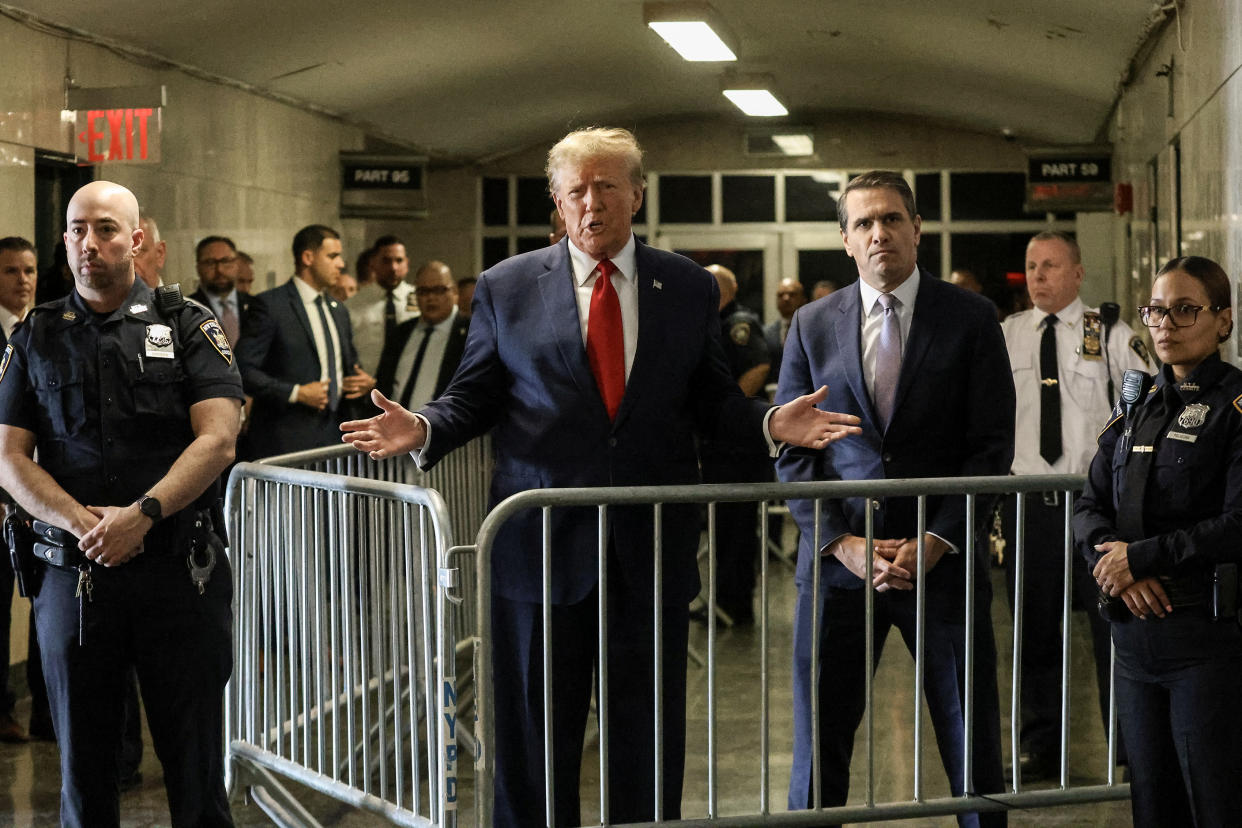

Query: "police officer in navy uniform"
left=0, top=181, right=243, bottom=828
left=701, top=264, right=771, bottom=624
left=1074, top=255, right=1242, bottom=828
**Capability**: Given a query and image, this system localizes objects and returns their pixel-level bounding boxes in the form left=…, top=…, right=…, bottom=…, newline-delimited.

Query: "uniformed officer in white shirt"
left=1000, top=229, right=1151, bottom=780
left=346, top=235, right=418, bottom=373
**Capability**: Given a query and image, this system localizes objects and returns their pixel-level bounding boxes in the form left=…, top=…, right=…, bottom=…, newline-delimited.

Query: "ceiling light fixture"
left=644, top=2, right=738, bottom=62
left=722, top=74, right=788, bottom=117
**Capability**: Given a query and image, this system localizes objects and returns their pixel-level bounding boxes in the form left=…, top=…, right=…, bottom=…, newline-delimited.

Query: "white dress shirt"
left=0, top=306, right=22, bottom=341
left=567, top=235, right=639, bottom=381
left=1002, top=297, right=1151, bottom=476
left=394, top=306, right=460, bottom=411
left=290, top=276, right=344, bottom=404
left=857, top=266, right=919, bottom=406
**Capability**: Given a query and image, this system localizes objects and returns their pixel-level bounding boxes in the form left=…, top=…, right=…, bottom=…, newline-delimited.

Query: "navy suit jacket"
left=374, top=314, right=471, bottom=403
left=775, top=269, right=1015, bottom=595
left=419, top=238, right=771, bottom=605
left=236, top=279, right=358, bottom=458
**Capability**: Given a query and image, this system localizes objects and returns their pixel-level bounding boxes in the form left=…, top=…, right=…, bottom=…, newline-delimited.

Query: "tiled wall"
left=0, top=14, right=367, bottom=294
left=1111, top=0, right=1242, bottom=361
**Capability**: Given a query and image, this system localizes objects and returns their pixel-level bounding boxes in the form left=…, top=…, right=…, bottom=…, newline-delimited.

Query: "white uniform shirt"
left=347, top=281, right=418, bottom=373
left=1002, top=297, right=1153, bottom=475
left=393, top=306, right=460, bottom=411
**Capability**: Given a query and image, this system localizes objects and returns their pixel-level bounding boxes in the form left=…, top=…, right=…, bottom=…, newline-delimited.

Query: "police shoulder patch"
left=1130, top=335, right=1152, bottom=367
left=730, top=321, right=751, bottom=346
left=0, top=344, right=12, bottom=386
left=200, top=319, right=234, bottom=364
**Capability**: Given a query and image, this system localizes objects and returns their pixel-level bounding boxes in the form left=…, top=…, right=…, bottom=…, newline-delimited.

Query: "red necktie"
left=586, top=259, right=624, bottom=420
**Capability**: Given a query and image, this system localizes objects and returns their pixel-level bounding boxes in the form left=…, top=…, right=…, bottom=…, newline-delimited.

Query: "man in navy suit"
left=777, top=171, right=1014, bottom=825
left=343, top=127, right=861, bottom=826
left=189, top=235, right=252, bottom=346
left=238, top=225, right=374, bottom=458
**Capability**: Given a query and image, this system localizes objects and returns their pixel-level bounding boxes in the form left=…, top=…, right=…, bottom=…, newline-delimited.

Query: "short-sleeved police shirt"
left=0, top=280, right=244, bottom=508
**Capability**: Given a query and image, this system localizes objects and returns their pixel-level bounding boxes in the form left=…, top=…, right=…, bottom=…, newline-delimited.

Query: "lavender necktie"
left=874, top=292, right=902, bottom=428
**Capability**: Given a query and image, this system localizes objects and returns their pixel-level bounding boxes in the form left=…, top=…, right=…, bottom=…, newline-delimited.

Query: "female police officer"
left=1073, top=255, right=1242, bottom=827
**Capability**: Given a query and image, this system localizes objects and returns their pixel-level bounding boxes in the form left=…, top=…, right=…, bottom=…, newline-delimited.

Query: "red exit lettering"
left=76, top=108, right=156, bottom=163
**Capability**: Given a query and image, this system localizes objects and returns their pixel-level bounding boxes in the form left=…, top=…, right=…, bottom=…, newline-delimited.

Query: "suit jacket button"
left=608, top=437, right=617, bottom=447
left=882, top=453, right=892, bottom=463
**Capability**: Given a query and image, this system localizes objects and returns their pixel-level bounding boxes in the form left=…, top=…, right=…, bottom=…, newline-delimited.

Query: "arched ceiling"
left=6, top=0, right=1167, bottom=163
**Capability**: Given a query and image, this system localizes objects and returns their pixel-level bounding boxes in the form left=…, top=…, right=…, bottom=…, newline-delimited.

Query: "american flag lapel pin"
left=653, top=279, right=663, bottom=290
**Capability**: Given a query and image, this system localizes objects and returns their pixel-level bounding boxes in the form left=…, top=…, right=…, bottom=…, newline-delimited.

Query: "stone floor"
left=0, top=551, right=1133, bottom=827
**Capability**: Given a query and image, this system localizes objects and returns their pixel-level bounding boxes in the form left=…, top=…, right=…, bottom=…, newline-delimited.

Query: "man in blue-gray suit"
left=343, top=127, right=861, bottom=827
left=777, top=171, right=1014, bottom=826
left=238, top=225, right=373, bottom=459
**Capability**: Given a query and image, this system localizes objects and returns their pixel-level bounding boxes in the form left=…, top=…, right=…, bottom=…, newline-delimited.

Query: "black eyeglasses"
left=415, top=286, right=450, bottom=297
left=1137, top=303, right=1227, bottom=328
left=197, top=256, right=237, bottom=269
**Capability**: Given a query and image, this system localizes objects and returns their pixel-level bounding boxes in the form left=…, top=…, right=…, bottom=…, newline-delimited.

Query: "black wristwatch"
left=137, top=495, right=162, bottom=522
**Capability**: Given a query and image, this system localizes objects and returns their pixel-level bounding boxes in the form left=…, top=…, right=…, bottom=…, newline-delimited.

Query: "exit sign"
left=75, top=109, right=161, bottom=164
left=67, top=85, right=166, bottom=166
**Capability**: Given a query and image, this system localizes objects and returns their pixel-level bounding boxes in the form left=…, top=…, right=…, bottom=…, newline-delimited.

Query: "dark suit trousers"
left=491, top=582, right=689, bottom=827
left=789, top=577, right=1006, bottom=828
left=1001, top=494, right=1125, bottom=764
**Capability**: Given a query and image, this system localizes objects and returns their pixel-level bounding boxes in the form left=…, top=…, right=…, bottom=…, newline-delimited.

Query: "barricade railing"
left=455, top=473, right=1130, bottom=827
left=223, top=461, right=458, bottom=828
left=258, top=438, right=493, bottom=762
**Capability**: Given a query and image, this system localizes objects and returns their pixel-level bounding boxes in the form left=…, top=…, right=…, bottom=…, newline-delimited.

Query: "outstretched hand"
left=770, top=386, right=862, bottom=449
left=340, top=389, right=427, bottom=460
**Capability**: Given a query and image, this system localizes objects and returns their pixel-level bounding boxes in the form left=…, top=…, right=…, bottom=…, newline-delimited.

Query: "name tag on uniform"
left=145, top=324, right=175, bottom=359
left=1167, top=431, right=1198, bottom=443
left=1131, top=445, right=1154, bottom=453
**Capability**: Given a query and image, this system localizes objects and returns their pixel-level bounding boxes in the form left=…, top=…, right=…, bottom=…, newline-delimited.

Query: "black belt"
left=32, top=517, right=180, bottom=571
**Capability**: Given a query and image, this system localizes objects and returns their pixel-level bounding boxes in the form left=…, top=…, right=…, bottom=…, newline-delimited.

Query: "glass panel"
left=919, top=233, right=943, bottom=280
left=517, top=177, right=554, bottom=227
left=949, top=172, right=1029, bottom=220
left=798, top=249, right=857, bottom=297
left=675, top=247, right=766, bottom=319
left=914, top=172, right=941, bottom=221
left=482, top=237, right=510, bottom=269
left=950, top=232, right=1036, bottom=316
left=659, top=175, right=712, bottom=224
left=785, top=175, right=840, bottom=223
left=516, top=236, right=547, bottom=254
left=722, top=175, right=776, bottom=223
left=482, top=177, right=509, bottom=227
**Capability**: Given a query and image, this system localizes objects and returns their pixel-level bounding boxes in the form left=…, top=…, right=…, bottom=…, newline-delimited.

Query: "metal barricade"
left=452, top=473, right=1130, bottom=827
left=257, top=438, right=493, bottom=765
left=224, top=461, right=458, bottom=828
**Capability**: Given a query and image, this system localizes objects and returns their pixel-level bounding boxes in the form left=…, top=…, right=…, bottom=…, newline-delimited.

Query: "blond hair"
left=546, top=127, right=645, bottom=195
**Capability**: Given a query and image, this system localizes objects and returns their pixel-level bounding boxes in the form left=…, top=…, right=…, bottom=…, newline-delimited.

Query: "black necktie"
left=1039, top=314, right=1062, bottom=464
left=315, top=295, right=340, bottom=410
left=398, top=326, right=436, bottom=409
left=384, top=291, right=397, bottom=341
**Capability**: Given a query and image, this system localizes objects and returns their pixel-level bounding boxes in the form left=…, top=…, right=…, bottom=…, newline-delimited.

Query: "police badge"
left=200, top=319, right=234, bottom=365
left=145, top=324, right=175, bottom=359
left=730, top=322, right=751, bottom=346
left=0, top=344, right=11, bottom=386
left=1178, top=403, right=1209, bottom=429
left=1081, top=311, right=1103, bottom=361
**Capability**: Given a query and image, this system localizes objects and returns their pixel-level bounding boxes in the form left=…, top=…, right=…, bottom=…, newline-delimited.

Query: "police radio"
left=1116, top=368, right=1153, bottom=463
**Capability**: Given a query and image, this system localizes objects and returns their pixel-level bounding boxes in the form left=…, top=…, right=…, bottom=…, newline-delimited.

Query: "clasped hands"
left=75, top=503, right=152, bottom=567
left=1093, top=540, right=1172, bottom=620
left=829, top=533, right=950, bottom=592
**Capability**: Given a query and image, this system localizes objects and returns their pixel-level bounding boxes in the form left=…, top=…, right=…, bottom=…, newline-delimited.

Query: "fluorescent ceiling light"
left=723, top=89, right=788, bottom=117
left=648, top=21, right=737, bottom=61
left=771, top=133, right=814, bottom=155
left=644, top=2, right=738, bottom=62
